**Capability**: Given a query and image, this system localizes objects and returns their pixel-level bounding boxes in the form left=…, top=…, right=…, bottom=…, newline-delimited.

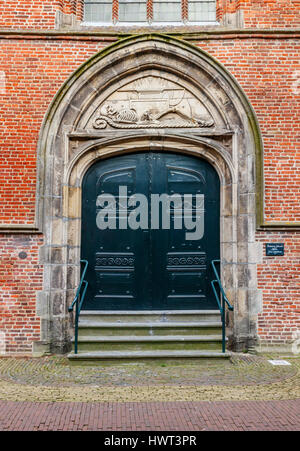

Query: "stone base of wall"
left=256, top=342, right=299, bottom=355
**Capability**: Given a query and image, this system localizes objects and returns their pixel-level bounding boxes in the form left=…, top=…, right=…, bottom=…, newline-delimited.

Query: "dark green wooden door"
left=81, top=152, right=220, bottom=310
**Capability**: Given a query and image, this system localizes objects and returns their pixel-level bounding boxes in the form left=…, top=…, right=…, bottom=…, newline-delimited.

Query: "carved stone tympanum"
left=91, top=76, right=214, bottom=129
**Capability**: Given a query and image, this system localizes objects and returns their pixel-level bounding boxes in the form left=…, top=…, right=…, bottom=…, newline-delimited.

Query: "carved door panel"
left=81, top=152, right=220, bottom=310
left=150, top=153, right=220, bottom=310
left=81, top=154, right=152, bottom=310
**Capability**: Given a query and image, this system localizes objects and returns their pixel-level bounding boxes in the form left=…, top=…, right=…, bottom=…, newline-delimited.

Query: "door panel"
left=150, top=153, right=219, bottom=310
left=82, top=154, right=151, bottom=310
left=81, top=152, right=220, bottom=310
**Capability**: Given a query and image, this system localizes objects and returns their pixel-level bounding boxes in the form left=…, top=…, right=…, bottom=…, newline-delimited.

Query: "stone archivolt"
left=91, top=76, right=214, bottom=129
left=35, top=35, right=262, bottom=354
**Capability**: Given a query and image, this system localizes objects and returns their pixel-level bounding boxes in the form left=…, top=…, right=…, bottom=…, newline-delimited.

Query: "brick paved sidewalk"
left=0, top=355, right=299, bottom=430
left=0, top=400, right=299, bottom=431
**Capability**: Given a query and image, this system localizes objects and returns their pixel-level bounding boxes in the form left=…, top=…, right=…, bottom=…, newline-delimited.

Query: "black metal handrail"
left=68, top=259, right=89, bottom=354
left=211, top=259, right=234, bottom=353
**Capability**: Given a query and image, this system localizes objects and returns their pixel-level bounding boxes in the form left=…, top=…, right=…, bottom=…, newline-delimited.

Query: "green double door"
left=81, top=152, right=220, bottom=310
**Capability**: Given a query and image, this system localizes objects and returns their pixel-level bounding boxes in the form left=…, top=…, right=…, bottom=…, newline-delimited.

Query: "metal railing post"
left=68, top=259, right=89, bottom=355
left=221, top=291, right=226, bottom=354
left=74, top=297, right=79, bottom=355
left=210, top=260, right=233, bottom=353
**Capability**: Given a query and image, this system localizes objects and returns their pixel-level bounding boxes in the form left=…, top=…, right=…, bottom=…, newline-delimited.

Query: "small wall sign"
left=266, top=243, right=284, bottom=256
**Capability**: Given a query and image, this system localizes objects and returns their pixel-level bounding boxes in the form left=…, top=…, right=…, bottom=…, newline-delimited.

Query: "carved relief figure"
left=91, top=76, right=214, bottom=129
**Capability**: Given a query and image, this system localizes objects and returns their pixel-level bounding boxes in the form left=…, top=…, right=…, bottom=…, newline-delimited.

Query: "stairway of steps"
left=67, top=310, right=231, bottom=363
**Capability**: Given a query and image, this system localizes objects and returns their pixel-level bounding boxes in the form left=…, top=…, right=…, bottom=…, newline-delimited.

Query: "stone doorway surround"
left=35, top=34, right=263, bottom=355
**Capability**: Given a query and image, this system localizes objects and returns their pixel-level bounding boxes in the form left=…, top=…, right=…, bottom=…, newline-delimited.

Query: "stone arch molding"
left=36, top=34, right=263, bottom=355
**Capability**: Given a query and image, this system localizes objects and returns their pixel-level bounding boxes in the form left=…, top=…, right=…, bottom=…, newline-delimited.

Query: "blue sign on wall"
left=266, top=243, right=284, bottom=256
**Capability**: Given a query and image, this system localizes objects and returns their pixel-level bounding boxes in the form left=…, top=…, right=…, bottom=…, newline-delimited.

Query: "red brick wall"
left=0, top=4, right=299, bottom=353
left=194, top=39, right=300, bottom=223
left=256, top=232, right=300, bottom=345
left=0, top=39, right=107, bottom=225
left=217, top=0, right=300, bottom=28
left=0, top=36, right=300, bottom=352
left=0, top=234, right=43, bottom=354
left=0, top=1, right=59, bottom=29
left=241, top=0, right=300, bottom=28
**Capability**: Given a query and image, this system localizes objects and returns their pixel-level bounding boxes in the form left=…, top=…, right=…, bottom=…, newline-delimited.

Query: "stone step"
left=74, top=334, right=224, bottom=351
left=68, top=350, right=231, bottom=364
left=79, top=310, right=221, bottom=323
left=77, top=321, right=222, bottom=337
left=69, top=310, right=226, bottom=363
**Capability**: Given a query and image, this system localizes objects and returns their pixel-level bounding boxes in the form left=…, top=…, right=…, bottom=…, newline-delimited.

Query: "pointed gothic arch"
left=35, top=34, right=263, bottom=353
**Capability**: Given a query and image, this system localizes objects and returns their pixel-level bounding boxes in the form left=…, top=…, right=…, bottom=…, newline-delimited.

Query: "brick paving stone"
left=0, top=355, right=299, bottom=430
left=0, top=400, right=299, bottom=431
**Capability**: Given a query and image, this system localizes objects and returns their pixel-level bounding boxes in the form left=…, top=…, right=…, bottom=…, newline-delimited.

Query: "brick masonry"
left=0, top=400, right=299, bottom=430
left=0, top=234, right=43, bottom=353
left=256, top=232, right=300, bottom=345
left=0, top=1, right=299, bottom=354
left=0, top=0, right=58, bottom=29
